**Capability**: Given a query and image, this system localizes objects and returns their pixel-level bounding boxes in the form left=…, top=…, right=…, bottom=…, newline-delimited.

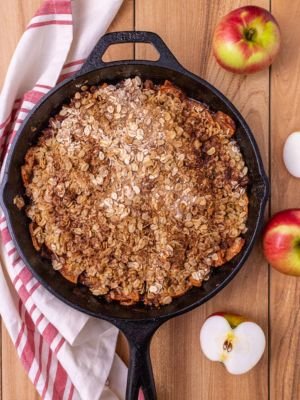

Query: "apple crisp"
left=19, top=77, right=249, bottom=306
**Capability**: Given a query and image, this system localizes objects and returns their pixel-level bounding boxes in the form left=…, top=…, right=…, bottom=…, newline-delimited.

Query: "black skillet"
left=0, top=31, right=269, bottom=400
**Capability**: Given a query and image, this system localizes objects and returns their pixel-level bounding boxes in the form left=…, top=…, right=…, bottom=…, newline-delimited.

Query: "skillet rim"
left=0, top=62, right=269, bottom=323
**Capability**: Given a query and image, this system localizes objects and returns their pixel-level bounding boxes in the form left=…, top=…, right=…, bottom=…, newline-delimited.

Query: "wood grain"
left=135, top=1, right=269, bottom=399
left=2, top=332, right=40, bottom=400
left=270, top=1, right=300, bottom=399
left=1, top=0, right=300, bottom=399
left=0, top=2, right=43, bottom=400
left=104, top=0, right=134, bottom=62
left=0, top=0, right=42, bottom=86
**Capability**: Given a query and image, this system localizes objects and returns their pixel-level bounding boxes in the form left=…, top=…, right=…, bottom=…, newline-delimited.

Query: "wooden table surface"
left=1, top=0, right=300, bottom=399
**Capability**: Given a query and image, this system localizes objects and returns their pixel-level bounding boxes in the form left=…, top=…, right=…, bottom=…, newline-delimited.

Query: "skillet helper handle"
left=78, top=30, right=185, bottom=75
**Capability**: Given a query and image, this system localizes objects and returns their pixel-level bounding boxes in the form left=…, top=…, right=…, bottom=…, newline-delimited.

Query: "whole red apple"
left=213, top=6, right=280, bottom=74
left=263, top=209, right=300, bottom=276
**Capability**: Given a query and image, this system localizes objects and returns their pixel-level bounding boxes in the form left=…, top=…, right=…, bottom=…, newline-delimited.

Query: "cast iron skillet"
left=0, top=31, right=269, bottom=400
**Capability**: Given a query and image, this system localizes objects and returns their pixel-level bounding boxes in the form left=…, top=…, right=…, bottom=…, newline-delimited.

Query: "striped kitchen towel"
left=0, top=1, right=130, bottom=399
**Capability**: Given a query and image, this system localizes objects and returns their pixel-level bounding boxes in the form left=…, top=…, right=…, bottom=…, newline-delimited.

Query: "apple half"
left=200, top=313, right=266, bottom=374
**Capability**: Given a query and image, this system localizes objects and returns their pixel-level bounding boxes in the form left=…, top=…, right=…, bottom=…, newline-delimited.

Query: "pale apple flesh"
left=200, top=314, right=266, bottom=375
left=263, top=209, right=300, bottom=276
left=213, top=6, right=280, bottom=74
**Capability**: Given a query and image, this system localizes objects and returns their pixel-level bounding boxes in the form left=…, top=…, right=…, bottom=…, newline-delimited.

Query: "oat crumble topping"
left=19, top=77, right=249, bottom=306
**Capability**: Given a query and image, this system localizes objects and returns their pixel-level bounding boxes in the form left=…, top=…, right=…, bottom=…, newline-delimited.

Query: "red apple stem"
left=244, top=28, right=256, bottom=41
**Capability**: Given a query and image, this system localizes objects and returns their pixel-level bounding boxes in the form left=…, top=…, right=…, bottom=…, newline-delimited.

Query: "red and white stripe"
left=0, top=1, right=77, bottom=399
left=35, top=0, right=71, bottom=16
left=27, top=0, right=72, bottom=30
left=58, top=59, right=86, bottom=82
left=1, top=229, right=77, bottom=399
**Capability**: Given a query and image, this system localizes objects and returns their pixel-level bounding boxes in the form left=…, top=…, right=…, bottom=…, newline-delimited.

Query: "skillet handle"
left=78, top=31, right=185, bottom=75
left=127, top=336, right=155, bottom=400
left=116, top=319, right=162, bottom=400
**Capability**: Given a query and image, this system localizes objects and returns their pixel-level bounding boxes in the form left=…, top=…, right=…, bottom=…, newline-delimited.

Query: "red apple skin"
left=213, top=6, right=280, bottom=74
left=263, top=209, right=300, bottom=276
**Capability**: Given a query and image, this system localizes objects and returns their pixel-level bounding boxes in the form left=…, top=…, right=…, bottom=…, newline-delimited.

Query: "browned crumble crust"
left=19, top=77, right=249, bottom=307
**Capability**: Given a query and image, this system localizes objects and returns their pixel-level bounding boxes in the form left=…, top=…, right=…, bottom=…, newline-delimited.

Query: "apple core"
left=223, top=338, right=233, bottom=352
